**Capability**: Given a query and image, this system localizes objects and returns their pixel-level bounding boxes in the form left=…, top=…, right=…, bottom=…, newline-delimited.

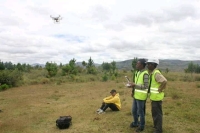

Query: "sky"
left=0, top=0, right=200, bottom=65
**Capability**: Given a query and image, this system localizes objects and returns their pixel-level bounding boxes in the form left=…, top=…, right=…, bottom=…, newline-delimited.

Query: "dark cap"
left=110, top=89, right=116, bottom=93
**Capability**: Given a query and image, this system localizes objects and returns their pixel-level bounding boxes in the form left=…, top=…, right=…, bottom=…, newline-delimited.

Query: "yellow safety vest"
left=134, top=70, right=148, bottom=100
left=149, top=70, right=164, bottom=101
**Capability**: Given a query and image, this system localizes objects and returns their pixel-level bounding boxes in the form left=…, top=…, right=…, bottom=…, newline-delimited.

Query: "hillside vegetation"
left=114, top=59, right=200, bottom=72
left=0, top=71, right=200, bottom=133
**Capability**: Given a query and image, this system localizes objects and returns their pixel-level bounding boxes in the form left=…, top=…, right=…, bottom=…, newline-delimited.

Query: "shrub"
left=29, top=80, right=39, bottom=85
left=0, top=69, right=23, bottom=87
left=114, top=72, right=118, bottom=77
left=194, top=76, right=200, bottom=81
left=196, top=84, right=200, bottom=88
left=111, top=75, right=116, bottom=80
left=45, top=62, right=58, bottom=77
left=102, top=74, right=108, bottom=82
left=40, top=78, right=50, bottom=84
left=0, top=84, right=9, bottom=91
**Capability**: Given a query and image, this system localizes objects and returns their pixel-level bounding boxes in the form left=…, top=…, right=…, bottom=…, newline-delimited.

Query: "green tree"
left=16, top=63, right=23, bottom=71
left=102, top=62, right=111, bottom=72
left=45, top=62, right=58, bottom=77
left=34, top=65, right=42, bottom=69
left=59, top=63, right=63, bottom=68
left=165, top=68, right=169, bottom=74
left=111, top=61, right=116, bottom=74
left=186, top=62, right=196, bottom=75
left=0, top=60, right=5, bottom=70
left=131, top=57, right=138, bottom=71
left=62, top=58, right=78, bottom=75
left=195, top=64, right=200, bottom=73
left=86, top=57, right=97, bottom=74
left=82, top=61, right=87, bottom=67
left=4, top=62, right=14, bottom=70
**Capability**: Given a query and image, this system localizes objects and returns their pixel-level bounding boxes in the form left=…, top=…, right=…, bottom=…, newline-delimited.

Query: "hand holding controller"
left=124, top=76, right=131, bottom=87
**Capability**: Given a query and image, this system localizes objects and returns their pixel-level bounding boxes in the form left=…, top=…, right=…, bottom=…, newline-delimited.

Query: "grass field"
left=0, top=72, right=200, bottom=133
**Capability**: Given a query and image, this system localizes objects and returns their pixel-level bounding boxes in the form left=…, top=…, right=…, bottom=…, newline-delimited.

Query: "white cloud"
left=0, top=0, right=200, bottom=65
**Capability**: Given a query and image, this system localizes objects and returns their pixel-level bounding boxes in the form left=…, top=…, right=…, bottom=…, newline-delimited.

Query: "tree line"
left=184, top=61, right=200, bottom=74
left=0, top=58, right=199, bottom=90
left=0, top=57, right=118, bottom=90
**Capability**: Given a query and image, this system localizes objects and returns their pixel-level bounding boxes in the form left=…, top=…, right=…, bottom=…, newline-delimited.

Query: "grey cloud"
left=26, top=5, right=53, bottom=16
left=108, top=39, right=155, bottom=52
left=159, top=24, right=200, bottom=36
left=87, top=5, right=110, bottom=22
left=80, top=43, right=105, bottom=53
left=1, top=47, right=35, bottom=54
left=0, top=6, right=25, bottom=26
left=0, top=34, right=51, bottom=47
left=180, top=38, right=200, bottom=48
left=156, top=4, right=197, bottom=23
left=123, top=14, right=153, bottom=26
left=155, top=26, right=200, bottom=49
left=104, top=23, right=125, bottom=31
left=123, top=4, right=198, bottom=26
left=0, top=17, right=22, bottom=26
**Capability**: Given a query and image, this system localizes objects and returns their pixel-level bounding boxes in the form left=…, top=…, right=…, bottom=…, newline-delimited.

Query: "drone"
left=50, top=15, right=62, bottom=23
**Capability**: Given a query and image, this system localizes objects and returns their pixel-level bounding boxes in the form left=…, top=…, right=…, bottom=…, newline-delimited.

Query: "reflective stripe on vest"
left=150, top=70, right=164, bottom=101
left=134, top=70, right=148, bottom=100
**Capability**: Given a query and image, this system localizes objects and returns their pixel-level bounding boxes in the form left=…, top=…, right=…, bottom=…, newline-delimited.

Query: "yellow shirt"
left=103, top=93, right=121, bottom=110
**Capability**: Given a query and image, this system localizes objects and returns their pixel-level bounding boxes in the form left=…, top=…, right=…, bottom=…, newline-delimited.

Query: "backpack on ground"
left=56, top=115, right=72, bottom=129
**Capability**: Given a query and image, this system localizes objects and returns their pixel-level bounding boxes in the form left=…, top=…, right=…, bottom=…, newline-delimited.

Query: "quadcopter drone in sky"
left=50, top=15, right=62, bottom=23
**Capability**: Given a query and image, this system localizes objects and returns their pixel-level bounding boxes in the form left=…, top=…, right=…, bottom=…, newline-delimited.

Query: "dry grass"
left=0, top=72, right=200, bottom=133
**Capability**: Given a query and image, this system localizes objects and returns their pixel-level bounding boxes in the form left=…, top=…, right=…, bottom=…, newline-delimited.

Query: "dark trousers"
left=151, top=101, right=163, bottom=133
left=100, top=102, right=119, bottom=111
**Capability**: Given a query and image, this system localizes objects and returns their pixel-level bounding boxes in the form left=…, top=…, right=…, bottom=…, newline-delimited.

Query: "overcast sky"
left=0, top=0, right=200, bottom=65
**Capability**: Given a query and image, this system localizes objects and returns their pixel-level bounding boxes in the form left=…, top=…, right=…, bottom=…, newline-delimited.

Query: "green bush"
left=196, top=84, right=200, bottom=88
left=0, top=84, right=9, bottom=91
left=40, top=78, right=50, bottom=84
left=111, top=75, right=116, bottom=80
left=45, top=62, right=58, bottom=77
left=194, top=76, right=200, bottom=81
left=0, top=69, right=23, bottom=87
left=102, top=74, right=108, bottom=82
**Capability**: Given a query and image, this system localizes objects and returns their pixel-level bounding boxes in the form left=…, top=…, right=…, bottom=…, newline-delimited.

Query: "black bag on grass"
left=56, top=115, right=72, bottom=129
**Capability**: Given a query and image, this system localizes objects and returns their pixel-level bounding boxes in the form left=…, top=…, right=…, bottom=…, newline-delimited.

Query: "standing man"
left=0, top=83, right=2, bottom=112
left=128, top=58, right=149, bottom=132
left=146, top=59, right=167, bottom=133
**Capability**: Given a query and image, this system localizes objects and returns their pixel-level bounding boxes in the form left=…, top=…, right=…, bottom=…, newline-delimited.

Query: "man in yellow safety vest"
left=146, top=58, right=167, bottom=133
left=128, top=58, right=149, bottom=132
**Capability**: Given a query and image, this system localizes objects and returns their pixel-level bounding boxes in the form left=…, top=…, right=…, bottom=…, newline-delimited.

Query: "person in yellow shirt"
left=96, top=89, right=121, bottom=114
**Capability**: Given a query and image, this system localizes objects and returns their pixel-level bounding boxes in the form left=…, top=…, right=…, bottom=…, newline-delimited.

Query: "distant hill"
left=31, top=63, right=45, bottom=68
left=36, top=59, right=200, bottom=72
left=114, top=59, right=200, bottom=72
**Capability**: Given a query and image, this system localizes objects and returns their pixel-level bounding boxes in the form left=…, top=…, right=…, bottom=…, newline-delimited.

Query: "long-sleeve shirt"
left=103, top=93, right=121, bottom=109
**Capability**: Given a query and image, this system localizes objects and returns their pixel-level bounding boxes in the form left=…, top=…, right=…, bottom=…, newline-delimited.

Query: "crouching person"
left=96, top=89, right=121, bottom=114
